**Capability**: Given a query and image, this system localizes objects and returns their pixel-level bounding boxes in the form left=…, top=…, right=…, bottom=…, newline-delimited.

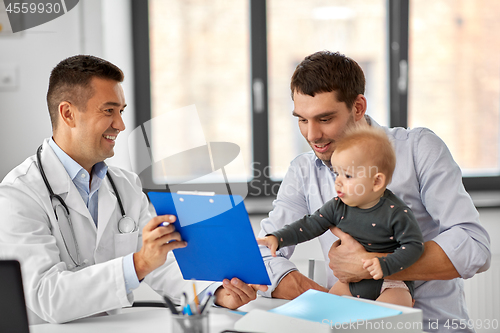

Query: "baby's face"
left=330, top=146, right=380, bottom=209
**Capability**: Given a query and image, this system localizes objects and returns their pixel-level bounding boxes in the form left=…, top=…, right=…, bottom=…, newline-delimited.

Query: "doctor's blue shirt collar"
left=48, top=138, right=108, bottom=186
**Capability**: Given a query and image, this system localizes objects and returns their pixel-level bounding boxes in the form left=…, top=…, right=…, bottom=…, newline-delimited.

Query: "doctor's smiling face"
left=78, top=77, right=126, bottom=167
left=55, top=77, right=126, bottom=173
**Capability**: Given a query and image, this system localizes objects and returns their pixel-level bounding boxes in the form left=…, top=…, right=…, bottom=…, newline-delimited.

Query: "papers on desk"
left=269, top=289, right=402, bottom=323
left=235, top=290, right=423, bottom=333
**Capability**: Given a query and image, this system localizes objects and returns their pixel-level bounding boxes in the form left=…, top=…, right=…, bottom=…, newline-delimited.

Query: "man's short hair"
left=335, top=126, right=396, bottom=185
left=46, top=55, right=124, bottom=129
left=290, top=51, right=365, bottom=109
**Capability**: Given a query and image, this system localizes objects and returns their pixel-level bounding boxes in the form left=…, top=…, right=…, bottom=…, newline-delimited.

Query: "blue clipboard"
left=147, top=191, right=271, bottom=285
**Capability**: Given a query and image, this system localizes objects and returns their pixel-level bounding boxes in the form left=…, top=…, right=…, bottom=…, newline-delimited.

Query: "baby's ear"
left=372, top=173, right=386, bottom=192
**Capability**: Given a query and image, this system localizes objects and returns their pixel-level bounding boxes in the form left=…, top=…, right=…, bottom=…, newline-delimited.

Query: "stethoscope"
left=36, top=145, right=137, bottom=268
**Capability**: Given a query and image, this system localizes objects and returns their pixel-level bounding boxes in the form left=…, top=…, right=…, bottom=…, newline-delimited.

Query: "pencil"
left=192, top=279, right=200, bottom=314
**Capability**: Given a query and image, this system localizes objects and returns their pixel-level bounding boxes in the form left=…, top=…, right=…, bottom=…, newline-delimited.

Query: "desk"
left=29, top=296, right=423, bottom=333
left=29, top=297, right=289, bottom=333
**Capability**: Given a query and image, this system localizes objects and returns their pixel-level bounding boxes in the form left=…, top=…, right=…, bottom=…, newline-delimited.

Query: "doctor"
left=0, top=55, right=264, bottom=324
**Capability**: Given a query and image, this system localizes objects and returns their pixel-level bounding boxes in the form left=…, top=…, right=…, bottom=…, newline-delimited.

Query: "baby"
left=258, top=126, right=424, bottom=307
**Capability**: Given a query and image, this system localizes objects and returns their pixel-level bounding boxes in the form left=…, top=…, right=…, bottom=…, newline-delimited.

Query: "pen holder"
left=171, top=312, right=209, bottom=333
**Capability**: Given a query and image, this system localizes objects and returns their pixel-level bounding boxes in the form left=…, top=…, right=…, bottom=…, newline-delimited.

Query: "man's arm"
left=412, top=129, right=490, bottom=278
left=388, top=240, right=459, bottom=281
left=271, top=270, right=328, bottom=300
left=328, top=227, right=459, bottom=283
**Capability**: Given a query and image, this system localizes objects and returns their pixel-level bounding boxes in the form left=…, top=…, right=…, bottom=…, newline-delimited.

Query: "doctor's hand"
left=133, top=215, right=186, bottom=281
left=328, top=227, right=377, bottom=283
left=213, top=278, right=268, bottom=310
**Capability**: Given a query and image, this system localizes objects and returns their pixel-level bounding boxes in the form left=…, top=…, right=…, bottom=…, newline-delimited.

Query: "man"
left=0, top=55, right=262, bottom=324
left=258, top=51, right=491, bottom=333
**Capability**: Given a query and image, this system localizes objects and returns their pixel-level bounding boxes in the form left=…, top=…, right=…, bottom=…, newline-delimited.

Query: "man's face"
left=293, top=91, right=356, bottom=165
left=71, top=77, right=126, bottom=170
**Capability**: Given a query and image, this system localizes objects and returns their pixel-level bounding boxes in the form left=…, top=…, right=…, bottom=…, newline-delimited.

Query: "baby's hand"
left=256, top=236, right=279, bottom=257
left=362, top=258, right=383, bottom=280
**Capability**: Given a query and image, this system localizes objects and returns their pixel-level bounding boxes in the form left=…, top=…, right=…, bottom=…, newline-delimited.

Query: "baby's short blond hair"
left=335, top=126, right=396, bottom=185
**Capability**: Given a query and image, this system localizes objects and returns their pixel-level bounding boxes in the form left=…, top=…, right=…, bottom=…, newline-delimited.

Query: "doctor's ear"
left=58, top=101, right=77, bottom=128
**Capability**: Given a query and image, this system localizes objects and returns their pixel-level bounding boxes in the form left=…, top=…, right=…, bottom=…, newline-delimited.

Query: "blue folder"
left=148, top=191, right=271, bottom=285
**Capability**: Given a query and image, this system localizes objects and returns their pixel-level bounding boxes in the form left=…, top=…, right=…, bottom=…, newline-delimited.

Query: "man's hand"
left=133, top=215, right=187, bottom=281
left=256, top=236, right=279, bottom=257
left=272, top=271, right=328, bottom=300
left=328, top=227, right=378, bottom=283
left=214, top=278, right=268, bottom=310
left=362, top=258, right=383, bottom=280
left=329, top=229, right=460, bottom=282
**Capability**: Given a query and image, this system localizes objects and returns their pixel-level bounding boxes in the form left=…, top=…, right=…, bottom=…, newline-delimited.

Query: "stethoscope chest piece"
left=118, top=216, right=136, bottom=233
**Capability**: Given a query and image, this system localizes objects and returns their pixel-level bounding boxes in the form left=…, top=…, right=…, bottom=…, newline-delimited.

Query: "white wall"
left=0, top=0, right=135, bottom=180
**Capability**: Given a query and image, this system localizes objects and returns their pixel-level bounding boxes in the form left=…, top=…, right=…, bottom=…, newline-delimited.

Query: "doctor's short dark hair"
left=290, top=50, right=365, bottom=110
left=46, top=55, right=124, bottom=130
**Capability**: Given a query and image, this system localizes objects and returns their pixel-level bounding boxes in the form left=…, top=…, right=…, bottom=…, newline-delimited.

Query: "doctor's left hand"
left=133, top=215, right=186, bottom=281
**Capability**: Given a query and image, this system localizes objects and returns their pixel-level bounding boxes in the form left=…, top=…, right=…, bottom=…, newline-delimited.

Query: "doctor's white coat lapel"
left=96, top=177, right=116, bottom=246
left=40, top=139, right=97, bottom=267
left=41, top=139, right=95, bottom=226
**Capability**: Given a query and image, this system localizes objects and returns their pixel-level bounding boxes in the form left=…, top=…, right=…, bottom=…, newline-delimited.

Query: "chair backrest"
left=0, top=260, right=30, bottom=333
left=308, top=258, right=327, bottom=287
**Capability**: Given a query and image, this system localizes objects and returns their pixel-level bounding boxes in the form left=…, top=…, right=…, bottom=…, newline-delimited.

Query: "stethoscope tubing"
left=36, top=144, right=136, bottom=268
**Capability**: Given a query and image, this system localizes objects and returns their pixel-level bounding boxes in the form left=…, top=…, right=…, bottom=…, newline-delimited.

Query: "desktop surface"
left=29, top=295, right=424, bottom=333
left=29, top=296, right=288, bottom=333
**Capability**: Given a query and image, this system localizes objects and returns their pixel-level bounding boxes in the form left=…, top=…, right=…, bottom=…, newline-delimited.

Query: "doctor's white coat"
left=0, top=139, right=204, bottom=324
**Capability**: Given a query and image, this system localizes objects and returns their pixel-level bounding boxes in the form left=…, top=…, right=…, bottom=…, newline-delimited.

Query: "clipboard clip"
left=176, top=191, right=216, bottom=196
